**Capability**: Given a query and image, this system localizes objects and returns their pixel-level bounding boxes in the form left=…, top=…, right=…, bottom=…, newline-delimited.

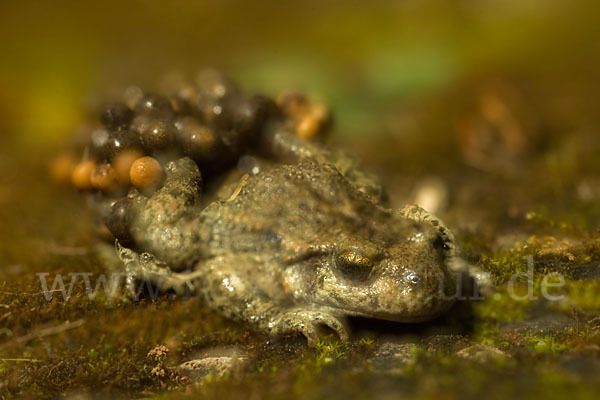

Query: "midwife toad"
left=116, top=128, right=488, bottom=345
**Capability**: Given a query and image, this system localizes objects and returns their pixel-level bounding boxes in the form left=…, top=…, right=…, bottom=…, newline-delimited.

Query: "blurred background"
left=2, top=0, right=600, bottom=244
left=2, top=0, right=599, bottom=147
left=3, top=0, right=600, bottom=260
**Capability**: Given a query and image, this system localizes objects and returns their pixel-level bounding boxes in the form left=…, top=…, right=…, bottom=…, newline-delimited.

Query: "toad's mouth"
left=310, top=299, right=456, bottom=323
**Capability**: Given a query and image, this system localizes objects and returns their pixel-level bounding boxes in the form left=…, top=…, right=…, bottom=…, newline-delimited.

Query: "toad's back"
left=199, top=161, right=401, bottom=260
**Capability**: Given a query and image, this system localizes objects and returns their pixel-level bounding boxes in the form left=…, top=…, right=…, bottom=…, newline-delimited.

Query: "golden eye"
left=337, top=250, right=373, bottom=281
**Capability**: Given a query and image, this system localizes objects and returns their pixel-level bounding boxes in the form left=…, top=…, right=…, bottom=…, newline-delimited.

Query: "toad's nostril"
left=433, top=235, right=450, bottom=251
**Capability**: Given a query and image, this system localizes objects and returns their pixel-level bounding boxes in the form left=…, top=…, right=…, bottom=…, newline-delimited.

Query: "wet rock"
left=177, top=355, right=248, bottom=382
left=456, top=344, right=508, bottom=362
left=500, top=312, right=577, bottom=337
left=424, top=334, right=469, bottom=353
left=366, top=342, right=419, bottom=375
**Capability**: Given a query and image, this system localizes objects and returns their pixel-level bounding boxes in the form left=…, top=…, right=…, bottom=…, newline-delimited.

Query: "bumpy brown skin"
left=117, top=128, right=482, bottom=346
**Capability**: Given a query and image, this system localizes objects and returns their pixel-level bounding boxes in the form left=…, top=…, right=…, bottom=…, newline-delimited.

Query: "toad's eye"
left=336, top=250, right=373, bottom=281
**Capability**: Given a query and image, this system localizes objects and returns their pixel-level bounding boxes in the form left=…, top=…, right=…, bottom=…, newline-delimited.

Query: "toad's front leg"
left=116, top=241, right=195, bottom=299
left=127, top=157, right=206, bottom=270
left=195, top=254, right=349, bottom=346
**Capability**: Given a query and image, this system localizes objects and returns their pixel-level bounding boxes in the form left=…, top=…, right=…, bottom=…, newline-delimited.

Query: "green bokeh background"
left=2, top=0, right=598, bottom=146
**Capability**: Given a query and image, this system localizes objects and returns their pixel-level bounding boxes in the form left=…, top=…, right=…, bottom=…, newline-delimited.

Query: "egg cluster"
left=51, top=70, right=331, bottom=241
left=52, top=70, right=331, bottom=196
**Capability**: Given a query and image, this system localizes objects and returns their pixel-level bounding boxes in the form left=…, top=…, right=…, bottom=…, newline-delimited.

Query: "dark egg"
left=104, top=197, right=134, bottom=244
left=135, top=93, right=174, bottom=119
left=89, top=127, right=111, bottom=159
left=177, top=117, right=221, bottom=162
left=196, top=69, right=239, bottom=101
left=100, top=102, right=133, bottom=130
left=195, top=96, right=232, bottom=128
left=233, top=95, right=277, bottom=139
left=137, top=119, right=175, bottom=153
left=90, top=127, right=139, bottom=160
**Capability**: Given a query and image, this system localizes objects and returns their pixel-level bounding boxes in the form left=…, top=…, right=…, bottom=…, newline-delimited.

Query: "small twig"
left=2, top=319, right=85, bottom=349
left=226, top=174, right=249, bottom=202
left=0, top=358, right=41, bottom=362
left=48, top=360, right=63, bottom=377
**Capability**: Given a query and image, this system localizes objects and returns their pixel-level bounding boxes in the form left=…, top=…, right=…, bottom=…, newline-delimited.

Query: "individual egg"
left=219, top=128, right=246, bottom=156
left=195, top=96, right=232, bottom=128
left=90, top=163, right=119, bottom=192
left=237, top=154, right=263, bottom=176
left=89, top=127, right=111, bottom=159
left=123, top=86, right=144, bottom=110
left=196, top=68, right=239, bottom=100
left=168, top=93, right=192, bottom=115
left=114, top=149, right=145, bottom=185
left=90, top=127, right=139, bottom=160
left=232, top=95, right=277, bottom=139
left=157, top=72, right=198, bottom=115
left=104, top=197, right=134, bottom=244
left=130, top=156, right=163, bottom=191
left=295, top=104, right=332, bottom=140
left=137, top=119, right=175, bottom=153
left=50, top=152, right=77, bottom=184
left=72, top=160, right=96, bottom=190
left=277, top=90, right=309, bottom=116
left=174, top=117, right=220, bottom=162
left=135, top=93, right=174, bottom=119
left=310, top=103, right=331, bottom=126
left=100, top=102, right=133, bottom=130
left=169, top=86, right=198, bottom=115
left=175, top=84, right=198, bottom=104
left=107, top=130, right=140, bottom=158
left=130, top=114, right=150, bottom=134
left=295, top=113, right=321, bottom=140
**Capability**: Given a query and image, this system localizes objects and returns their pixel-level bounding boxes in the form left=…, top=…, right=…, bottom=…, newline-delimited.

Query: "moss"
left=478, top=242, right=533, bottom=284
left=525, top=211, right=579, bottom=232
left=529, top=335, right=569, bottom=355
left=561, top=280, right=600, bottom=314
left=474, top=289, right=531, bottom=323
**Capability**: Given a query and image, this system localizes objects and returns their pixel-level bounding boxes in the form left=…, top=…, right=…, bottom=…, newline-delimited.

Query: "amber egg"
left=114, top=149, right=145, bottom=185
left=71, top=160, right=96, bottom=190
left=129, top=156, right=163, bottom=191
left=90, top=163, right=119, bottom=192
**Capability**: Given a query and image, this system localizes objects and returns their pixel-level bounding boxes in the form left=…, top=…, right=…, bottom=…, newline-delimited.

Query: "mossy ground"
left=3, top=81, right=600, bottom=399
